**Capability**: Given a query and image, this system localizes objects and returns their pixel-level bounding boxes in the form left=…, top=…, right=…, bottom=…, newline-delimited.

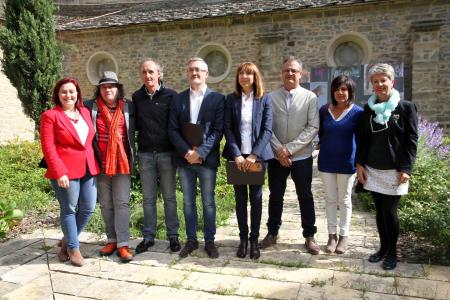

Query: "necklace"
left=64, top=110, right=80, bottom=124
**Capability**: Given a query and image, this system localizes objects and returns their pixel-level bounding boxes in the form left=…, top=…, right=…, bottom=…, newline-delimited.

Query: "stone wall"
left=58, top=0, right=450, bottom=131
left=0, top=49, right=35, bottom=144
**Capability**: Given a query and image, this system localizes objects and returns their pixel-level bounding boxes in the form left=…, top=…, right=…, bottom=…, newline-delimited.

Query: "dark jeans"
left=234, top=184, right=263, bottom=241
left=267, top=157, right=317, bottom=238
left=372, top=192, right=401, bottom=257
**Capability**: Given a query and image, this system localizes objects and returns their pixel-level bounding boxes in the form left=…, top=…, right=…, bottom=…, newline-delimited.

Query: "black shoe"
left=382, top=255, right=397, bottom=270
left=169, top=237, right=181, bottom=252
left=249, top=240, right=260, bottom=260
left=205, top=242, right=219, bottom=258
left=368, top=250, right=386, bottom=263
left=179, top=240, right=199, bottom=258
left=236, top=239, right=248, bottom=258
left=135, top=239, right=155, bottom=254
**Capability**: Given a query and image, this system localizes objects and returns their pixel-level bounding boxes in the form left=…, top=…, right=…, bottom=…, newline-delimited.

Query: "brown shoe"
left=68, top=249, right=84, bottom=267
left=58, top=240, right=69, bottom=262
left=259, top=233, right=278, bottom=249
left=117, top=246, right=133, bottom=262
left=179, top=240, right=199, bottom=258
left=335, top=235, right=349, bottom=254
left=204, top=242, right=219, bottom=258
left=325, top=234, right=338, bottom=254
left=99, top=243, right=117, bottom=256
left=305, top=237, right=320, bottom=255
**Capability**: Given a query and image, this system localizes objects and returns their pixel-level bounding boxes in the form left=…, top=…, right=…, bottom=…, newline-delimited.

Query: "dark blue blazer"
left=168, top=87, right=225, bottom=168
left=222, top=93, right=273, bottom=161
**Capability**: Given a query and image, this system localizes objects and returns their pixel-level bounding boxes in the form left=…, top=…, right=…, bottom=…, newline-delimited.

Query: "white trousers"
left=320, top=172, right=356, bottom=236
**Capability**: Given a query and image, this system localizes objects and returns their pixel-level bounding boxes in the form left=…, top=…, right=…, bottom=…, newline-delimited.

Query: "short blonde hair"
left=368, top=63, right=395, bottom=81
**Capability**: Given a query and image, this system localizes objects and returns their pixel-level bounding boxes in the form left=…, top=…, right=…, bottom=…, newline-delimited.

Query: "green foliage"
left=0, top=140, right=55, bottom=237
left=0, top=0, right=62, bottom=129
left=399, top=135, right=450, bottom=250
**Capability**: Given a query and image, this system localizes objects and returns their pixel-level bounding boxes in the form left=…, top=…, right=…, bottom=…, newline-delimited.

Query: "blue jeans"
left=267, top=157, right=317, bottom=238
left=97, top=174, right=131, bottom=247
left=51, top=173, right=97, bottom=249
left=178, top=164, right=217, bottom=242
left=139, top=152, right=179, bottom=240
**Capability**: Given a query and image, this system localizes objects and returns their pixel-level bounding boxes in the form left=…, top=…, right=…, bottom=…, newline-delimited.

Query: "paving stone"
left=172, top=255, right=227, bottom=274
left=51, top=272, right=99, bottom=296
left=131, top=250, right=178, bottom=267
left=1, top=273, right=53, bottom=300
left=332, top=270, right=396, bottom=294
left=41, top=228, right=62, bottom=239
left=0, top=246, right=45, bottom=269
left=0, top=280, right=19, bottom=297
left=136, top=286, right=201, bottom=300
left=363, top=260, right=424, bottom=277
left=319, top=285, right=364, bottom=299
left=78, top=277, right=148, bottom=299
left=259, top=248, right=312, bottom=268
left=362, top=291, right=426, bottom=300
left=0, top=237, right=41, bottom=258
left=77, top=231, right=105, bottom=244
left=310, top=255, right=364, bottom=272
left=424, top=265, right=450, bottom=281
left=395, top=277, right=449, bottom=299
left=237, top=276, right=301, bottom=299
left=54, top=293, right=92, bottom=300
left=1, top=254, right=51, bottom=284
left=182, top=271, right=242, bottom=294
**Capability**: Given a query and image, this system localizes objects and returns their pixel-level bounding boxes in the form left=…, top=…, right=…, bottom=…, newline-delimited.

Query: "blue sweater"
left=318, top=104, right=363, bottom=174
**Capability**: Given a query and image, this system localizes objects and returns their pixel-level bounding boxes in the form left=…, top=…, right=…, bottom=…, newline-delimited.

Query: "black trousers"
left=371, top=192, right=401, bottom=257
left=267, top=157, right=317, bottom=238
left=234, top=184, right=263, bottom=241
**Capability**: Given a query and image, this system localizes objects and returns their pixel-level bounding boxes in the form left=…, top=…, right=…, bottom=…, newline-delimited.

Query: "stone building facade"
left=56, top=0, right=450, bottom=131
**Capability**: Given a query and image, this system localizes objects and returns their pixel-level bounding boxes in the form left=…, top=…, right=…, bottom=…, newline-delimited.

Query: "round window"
left=86, top=51, right=119, bottom=85
left=196, top=43, right=232, bottom=83
left=334, top=42, right=364, bottom=67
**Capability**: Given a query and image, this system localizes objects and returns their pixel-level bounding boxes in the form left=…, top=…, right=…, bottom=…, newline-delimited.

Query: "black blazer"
left=222, top=92, right=273, bottom=161
left=356, top=100, right=418, bottom=175
left=168, top=87, right=225, bottom=168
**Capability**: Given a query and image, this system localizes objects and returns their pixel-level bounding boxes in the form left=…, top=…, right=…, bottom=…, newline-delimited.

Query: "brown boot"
left=57, top=240, right=69, bottom=262
left=259, top=234, right=278, bottom=249
left=305, top=237, right=320, bottom=255
left=335, top=235, right=349, bottom=254
left=325, top=234, right=338, bottom=254
left=68, top=249, right=84, bottom=267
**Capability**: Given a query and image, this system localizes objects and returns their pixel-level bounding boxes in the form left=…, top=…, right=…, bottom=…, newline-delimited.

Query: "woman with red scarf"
left=85, top=71, right=135, bottom=262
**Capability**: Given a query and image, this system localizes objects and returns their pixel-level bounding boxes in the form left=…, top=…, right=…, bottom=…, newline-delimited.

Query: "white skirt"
left=363, top=166, right=409, bottom=196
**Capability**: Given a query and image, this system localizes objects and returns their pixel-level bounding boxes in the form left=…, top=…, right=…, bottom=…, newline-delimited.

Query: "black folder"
left=226, top=161, right=265, bottom=185
left=181, top=122, right=203, bottom=147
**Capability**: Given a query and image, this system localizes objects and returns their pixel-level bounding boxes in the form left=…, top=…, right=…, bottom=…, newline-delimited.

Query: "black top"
left=132, top=82, right=177, bottom=153
left=366, top=118, right=395, bottom=170
left=356, top=100, right=419, bottom=175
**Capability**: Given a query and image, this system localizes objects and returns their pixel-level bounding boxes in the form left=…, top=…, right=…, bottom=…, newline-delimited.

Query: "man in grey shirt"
left=260, top=56, right=320, bottom=255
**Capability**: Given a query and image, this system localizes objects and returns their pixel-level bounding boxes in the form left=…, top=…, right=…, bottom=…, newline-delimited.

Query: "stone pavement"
left=1, top=171, right=449, bottom=299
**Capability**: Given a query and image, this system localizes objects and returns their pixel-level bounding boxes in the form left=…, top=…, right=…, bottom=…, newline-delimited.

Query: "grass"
left=0, top=140, right=236, bottom=243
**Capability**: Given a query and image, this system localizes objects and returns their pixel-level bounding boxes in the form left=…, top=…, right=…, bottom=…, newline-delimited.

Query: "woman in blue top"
left=318, top=75, right=363, bottom=254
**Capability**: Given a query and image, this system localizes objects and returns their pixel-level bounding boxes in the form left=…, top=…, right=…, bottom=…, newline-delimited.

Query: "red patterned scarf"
left=97, top=97, right=130, bottom=176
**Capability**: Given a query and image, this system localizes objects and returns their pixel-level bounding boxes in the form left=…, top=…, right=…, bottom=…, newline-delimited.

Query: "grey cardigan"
left=269, top=86, right=319, bottom=159
left=84, top=99, right=136, bottom=174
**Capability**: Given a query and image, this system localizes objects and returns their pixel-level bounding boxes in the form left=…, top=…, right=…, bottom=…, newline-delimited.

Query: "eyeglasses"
left=283, top=68, right=301, bottom=74
left=188, top=67, right=207, bottom=73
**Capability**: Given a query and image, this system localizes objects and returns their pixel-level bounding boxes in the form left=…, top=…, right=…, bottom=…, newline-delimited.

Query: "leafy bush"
left=0, top=140, right=55, bottom=237
left=399, top=118, right=449, bottom=252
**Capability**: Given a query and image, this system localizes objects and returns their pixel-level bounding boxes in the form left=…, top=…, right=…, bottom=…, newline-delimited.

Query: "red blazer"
left=40, top=105, right=100, bottom=180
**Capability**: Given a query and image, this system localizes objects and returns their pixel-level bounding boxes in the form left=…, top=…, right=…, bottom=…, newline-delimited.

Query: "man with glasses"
left=260, top=56, right=321, bottom=255
left=168, top=57, right=225, bottom=258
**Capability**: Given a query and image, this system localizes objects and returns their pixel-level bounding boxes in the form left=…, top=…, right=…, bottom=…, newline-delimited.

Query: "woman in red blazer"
left=40, top=77, right=100, bottom=267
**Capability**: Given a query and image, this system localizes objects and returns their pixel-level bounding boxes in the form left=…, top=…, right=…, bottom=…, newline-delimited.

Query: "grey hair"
left=141, top=58, right=164, bottom=80
left=282, top=56, right=303, bottom=70
left=368, top=63, right=395, bottom=81
left=187, top=57, right=208, bottom=72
